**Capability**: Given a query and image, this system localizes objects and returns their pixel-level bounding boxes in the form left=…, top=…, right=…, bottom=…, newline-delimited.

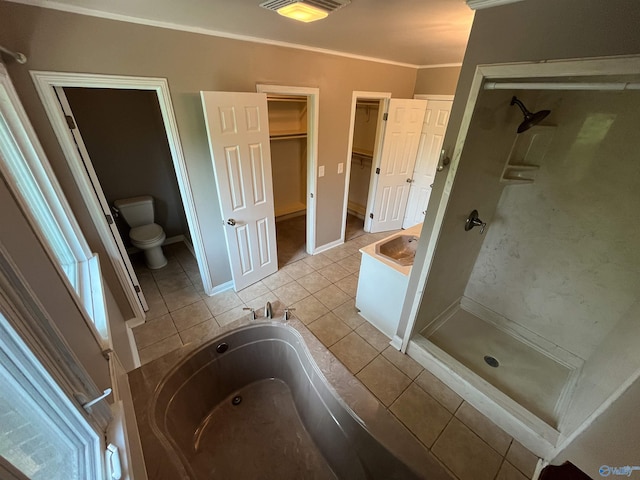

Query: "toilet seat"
left=129, top=223, right=165, bottom=245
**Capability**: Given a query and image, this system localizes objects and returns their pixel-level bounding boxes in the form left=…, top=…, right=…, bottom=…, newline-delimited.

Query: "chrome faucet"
left=265, top=301, right=273, bottom=319
left=242, top=307, right=256, bottom=320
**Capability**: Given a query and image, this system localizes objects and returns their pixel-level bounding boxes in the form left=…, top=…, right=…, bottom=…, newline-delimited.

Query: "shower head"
left=510, top=96, right=551, bottom=133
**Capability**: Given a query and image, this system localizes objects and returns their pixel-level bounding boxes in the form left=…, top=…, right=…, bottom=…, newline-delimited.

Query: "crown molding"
left=466, top=0, right=526, bottom=10
left=6, top=0, right=421, bottom=69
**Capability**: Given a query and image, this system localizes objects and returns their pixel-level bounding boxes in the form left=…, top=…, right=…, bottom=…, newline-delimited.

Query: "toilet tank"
left=114, top=196, right=155, bottom=228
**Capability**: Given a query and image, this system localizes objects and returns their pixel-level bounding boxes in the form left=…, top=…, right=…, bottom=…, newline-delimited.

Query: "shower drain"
left=231, top=395, right=242, bottom=406
left=484, top=355, right=500, bottom=368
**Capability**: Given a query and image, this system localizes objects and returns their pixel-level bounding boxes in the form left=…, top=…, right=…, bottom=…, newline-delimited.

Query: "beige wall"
left=0, top=2, right=418, bottom=305
left=414, top=66, right=461, bottom=96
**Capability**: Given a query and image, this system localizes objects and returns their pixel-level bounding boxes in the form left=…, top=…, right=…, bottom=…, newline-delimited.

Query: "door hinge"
left=310, top=193, right=314, bottom=198
left=106, top=214, right=114, bottom=225
left=369, top=213, right=374, bottom=219
left=383, top=113, right=388, bottom=121
left=375, top=167, right=380, bottom=175
left=134, top=285, right=141, bottom=293
left=65, top=115, right=76, bottom=130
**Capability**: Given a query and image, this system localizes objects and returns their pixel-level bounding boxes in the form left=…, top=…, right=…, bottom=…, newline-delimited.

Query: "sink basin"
left=375, top=234, right=419, bottom=266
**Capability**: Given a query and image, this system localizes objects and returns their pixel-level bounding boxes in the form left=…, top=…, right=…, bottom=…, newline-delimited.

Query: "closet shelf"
left=270, top=131, right=307, bottom=141
left=352, top=147, right=374, bottom=158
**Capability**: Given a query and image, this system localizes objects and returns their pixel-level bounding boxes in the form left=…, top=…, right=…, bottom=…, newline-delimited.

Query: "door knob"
left=406, top=178, right=414, bottom=183
left=226, top=218, right=236, bottom=226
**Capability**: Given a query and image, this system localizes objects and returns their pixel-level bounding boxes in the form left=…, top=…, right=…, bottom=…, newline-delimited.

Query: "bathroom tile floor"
left=131, top=238, right=539, bottom=480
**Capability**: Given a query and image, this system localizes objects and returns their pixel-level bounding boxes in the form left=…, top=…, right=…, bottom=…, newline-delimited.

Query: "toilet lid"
left=129, top=223, right=164, bottom=244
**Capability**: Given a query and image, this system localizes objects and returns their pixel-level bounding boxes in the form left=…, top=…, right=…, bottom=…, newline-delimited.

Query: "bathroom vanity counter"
left=356, top=224, right=422, bottom=343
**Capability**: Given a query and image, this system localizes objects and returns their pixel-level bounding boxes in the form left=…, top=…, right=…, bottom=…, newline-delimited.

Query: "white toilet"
left=114, top=196, right=167, bottom=269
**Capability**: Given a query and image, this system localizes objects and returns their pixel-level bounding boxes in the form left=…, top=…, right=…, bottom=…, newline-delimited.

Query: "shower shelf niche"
left=501, top=125, right=555, bottom=185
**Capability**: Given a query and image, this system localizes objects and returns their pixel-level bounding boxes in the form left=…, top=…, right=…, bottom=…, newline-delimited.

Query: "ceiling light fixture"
left=277, top=2, right=328, bottom=22
left=260, top=0, right=350, bottom=23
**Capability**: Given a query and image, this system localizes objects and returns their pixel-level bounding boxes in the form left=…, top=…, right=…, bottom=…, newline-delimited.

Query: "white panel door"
left=201, top=92, right=278, bottom=291
left=369, top=99, right=427, bottom=233
left=403, top=99, right=452, bottom=229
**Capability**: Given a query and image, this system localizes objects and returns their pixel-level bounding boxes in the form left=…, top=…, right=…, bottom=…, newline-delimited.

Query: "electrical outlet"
left=337, top=162, right=344, bottom=174
left=318, top=165, right=325, bottom=177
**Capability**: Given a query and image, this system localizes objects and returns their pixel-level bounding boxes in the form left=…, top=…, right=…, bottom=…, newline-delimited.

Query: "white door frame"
left=30, top=71, right=213, bottom=320
left=341, top=91, right=391, bottom=240
left=400, top=56, right=640, bottom=355
left=256, top=84, right=319, bottom=254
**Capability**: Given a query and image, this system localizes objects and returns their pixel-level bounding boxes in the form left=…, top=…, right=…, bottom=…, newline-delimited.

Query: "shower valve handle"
left=465, top=210, right=486, bottom=234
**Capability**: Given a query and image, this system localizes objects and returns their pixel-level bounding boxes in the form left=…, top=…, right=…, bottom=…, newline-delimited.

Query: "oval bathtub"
left=146, top=323, right=427, bottom=479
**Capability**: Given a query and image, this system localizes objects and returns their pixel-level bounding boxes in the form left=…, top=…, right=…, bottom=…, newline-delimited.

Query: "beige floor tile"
left=356, top=356, right=411, bottom=406
left=155, top=271, right=192, bottom=296
left=179, top=317, right=222, bottom=345
left=236, top=281, right=270, bottom=303
left=414, top=369, right=463, bottom=413
left=455, top=402, right=512, bottom=455
left=170, top=300, right=212, bottom=332
left=329, top=332, right=378, bottom=374
left=313, top=285, right=351, bottom=310
left=334, top=274, right=358, bottom=297
left=341, top=253, right=362, bottom=274
left=163, top=285, right=202, bottom=312
left=133, top=313, right=177, bottom=350
left=432, top=418, right=503, bottom=480
left=216, top=305, right=252, bottom=326
left=261, top=270, right=294, bottom=290
left=355, top=322, right=391, bottom=352
left=281, top=260, right=315, bottom=280
left=137, top=271, right=158, bottom=292
left=151, top=261, right=183, bottom=279
left=332, top=300, right=366, bottom=329
left=382, top=346, right=423, bottom=379
left=307, top=312, right=351, bottom=347
left=204, top=290, right=243, bottom=316
left=302, top=254, right=334, bottom=271
left=290, top=295, right=329, bottom=325
left=506, top=441, right=538, bottom=478
left=321, top=245, right=353, bottom=262
left=496, top=461, right=528, bottom=480
left=272, top=281, right=310, bottom=306
left=296, top=271, right=331, bottom=294
left=390, top=383, right=452, bottom=448
left=138, top=334, right=183, bottom=365
left=145, top=297, right=169, bottom=320
left=318, top=263, right=351, bottom=283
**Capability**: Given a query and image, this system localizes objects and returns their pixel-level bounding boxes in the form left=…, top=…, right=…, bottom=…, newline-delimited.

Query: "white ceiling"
left=12, top=0, right=476, bottom=67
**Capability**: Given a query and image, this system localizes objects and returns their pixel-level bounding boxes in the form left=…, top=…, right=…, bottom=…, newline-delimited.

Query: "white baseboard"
left=207, top=280, right=234, bottom=296
left=390, top=335, right=403, bottom=350
left=313, top=238, right=344, bottom=254
left=276, top=209, right=306, bottom=222
left=125, top=234, right=186, bottom=254
left=183, top=237, right=196, bottom=257
left=125, top=319, right=142, bottom=368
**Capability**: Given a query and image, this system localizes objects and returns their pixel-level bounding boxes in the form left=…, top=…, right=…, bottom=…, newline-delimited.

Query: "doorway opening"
left=32, top=72, right=211, bottom=323
left=59, top=87, right=198, bottom=303
left=345, top=98, right=386, bottom=241
left=266, top=94, right=309, bottom=266
left=342, top=92, right=390, bottom=242
left=257, top=85, right=319, bottom=269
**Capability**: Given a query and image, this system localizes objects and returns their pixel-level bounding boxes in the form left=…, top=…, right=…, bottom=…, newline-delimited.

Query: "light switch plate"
left=337, top=162, right=344, bottom=174
left=318, top=165, right=325, bottom=177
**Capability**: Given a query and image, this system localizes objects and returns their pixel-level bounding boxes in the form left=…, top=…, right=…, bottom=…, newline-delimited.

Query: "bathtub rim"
left=149, top=322, right=371, bottom=478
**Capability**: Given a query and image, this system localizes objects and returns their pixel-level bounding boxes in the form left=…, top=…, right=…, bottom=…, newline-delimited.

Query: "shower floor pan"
left=421, top=306, right=581, bottom=428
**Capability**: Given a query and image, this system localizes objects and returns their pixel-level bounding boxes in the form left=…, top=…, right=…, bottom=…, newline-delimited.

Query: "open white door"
left=201, top=92, right=278, bottom=291
left=403, top=98, right=453, bottom=229
left=54, top=87, right=148, bottom=311
left=369, top=99, right=427, bottom=233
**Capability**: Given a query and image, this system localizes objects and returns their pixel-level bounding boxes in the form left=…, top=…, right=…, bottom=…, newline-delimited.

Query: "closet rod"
left=484, top=81, right=640, bottom=91
left=0, top=45, right=27, bottom=64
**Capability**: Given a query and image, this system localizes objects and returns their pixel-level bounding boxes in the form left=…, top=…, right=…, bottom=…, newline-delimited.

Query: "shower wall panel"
left=464, top=90, right=640, bottom=361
